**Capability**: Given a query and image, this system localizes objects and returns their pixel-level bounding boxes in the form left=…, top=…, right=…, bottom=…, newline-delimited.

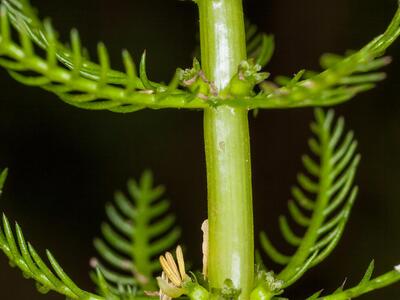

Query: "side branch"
left=0, top=1, right=207, bottom=111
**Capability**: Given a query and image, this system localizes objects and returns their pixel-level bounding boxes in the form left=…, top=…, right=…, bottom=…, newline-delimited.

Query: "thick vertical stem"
left=203, top=108, right=254, bottom=298
left=197, top=0, right=254, bottom=298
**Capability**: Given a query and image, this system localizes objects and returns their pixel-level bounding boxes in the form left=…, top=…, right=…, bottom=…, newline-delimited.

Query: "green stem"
left=197, top=0, right=254, bottom=298
left=204, top=108, right=254, bottom=298
left=322, top=270, right=400, bottom=300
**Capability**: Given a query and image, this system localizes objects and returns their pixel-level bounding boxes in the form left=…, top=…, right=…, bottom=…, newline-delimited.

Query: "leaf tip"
left=70, top=28, right=79, bottom=39
left=0, top=168, right=8, bottom=190
left=141, top=49, right=147, bottom=60
left=90, top=257, right=99, bottom=268
left=45, top=249, right=53, bottom=259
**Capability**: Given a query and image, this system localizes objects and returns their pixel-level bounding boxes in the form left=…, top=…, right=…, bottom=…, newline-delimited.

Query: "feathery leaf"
left=92, top=171, right=181, bottom=293
left=222, top=5, right=400, bottom=109
left=0, top=213, right=104, bottom=299
left=91, top=267, right=154, bottom=300
left=308, top=262, right=400, bottom=299
left=2, top=1, right=399, bottom=111
left=245, top=20, right=275, bottom=68
left=260, top=109, right=360, bottom=287
left=0, top=0, right=205, bottom=111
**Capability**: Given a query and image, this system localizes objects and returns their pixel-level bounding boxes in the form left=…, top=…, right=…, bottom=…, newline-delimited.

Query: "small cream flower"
left=157, top=246, right=189, bottom=299
left=395, top=264, right=400, bottom=272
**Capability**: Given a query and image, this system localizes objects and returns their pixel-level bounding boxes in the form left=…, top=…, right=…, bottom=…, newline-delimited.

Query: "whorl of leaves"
left=0, top=0, right=399, bottom=111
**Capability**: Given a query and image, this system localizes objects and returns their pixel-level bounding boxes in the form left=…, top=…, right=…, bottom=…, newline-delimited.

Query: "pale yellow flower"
left=157, top=246, right=189, bottom=299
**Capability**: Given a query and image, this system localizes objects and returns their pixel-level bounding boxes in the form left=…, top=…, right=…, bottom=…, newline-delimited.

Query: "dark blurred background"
left=0, top=0, right=399, bottom=299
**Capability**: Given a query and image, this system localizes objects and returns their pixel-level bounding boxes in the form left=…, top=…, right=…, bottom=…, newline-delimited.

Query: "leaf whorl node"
left=180, top=58, right=217, bottom=99
left=226, top=59, right=269, bottom=97
left=1, top=0, right=400, bottom=110
left=210, top=279, right=241, bottom=300
left=251, top=270, right=284, bottom=299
